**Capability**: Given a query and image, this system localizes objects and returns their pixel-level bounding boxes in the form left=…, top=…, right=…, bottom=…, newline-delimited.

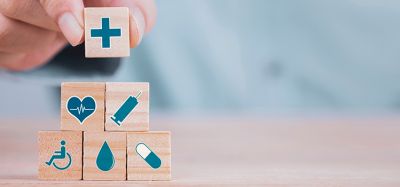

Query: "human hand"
left=0, top=0, right=156, bottom=71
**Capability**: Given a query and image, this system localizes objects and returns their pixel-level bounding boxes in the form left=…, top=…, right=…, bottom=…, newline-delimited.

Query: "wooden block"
left=84, top=7, right=130, bottom=58
left=105, top=82, right=149, bottom=131
left=83, top=132, right=126, bottom=180
left=127, top=131, right=171, bottom=180
left=61, top=82, right=105, bottom=132
left=38, top=131, right=82, bottom=180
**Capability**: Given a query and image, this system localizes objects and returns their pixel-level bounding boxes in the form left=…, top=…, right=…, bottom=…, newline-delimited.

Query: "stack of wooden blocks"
left=38, top=82, right=171, bottom=180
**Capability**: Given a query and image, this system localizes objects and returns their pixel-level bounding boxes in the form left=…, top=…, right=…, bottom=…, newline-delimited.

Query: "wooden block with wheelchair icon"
left=37, top=131, right=82, bottom=180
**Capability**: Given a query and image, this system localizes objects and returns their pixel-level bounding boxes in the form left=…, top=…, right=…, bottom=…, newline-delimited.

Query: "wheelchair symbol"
left=45, top=140, right=72, bottom=170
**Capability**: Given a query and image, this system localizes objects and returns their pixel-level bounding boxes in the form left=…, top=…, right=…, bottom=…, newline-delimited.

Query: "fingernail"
left=130, top=7, right=146, bottom=48
left=58, top=12, right=83, bottom=46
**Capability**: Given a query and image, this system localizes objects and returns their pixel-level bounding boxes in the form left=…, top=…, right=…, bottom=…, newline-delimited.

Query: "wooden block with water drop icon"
left=127, top=131, right=171, bottom=180
left=38, top=131, right=82, bottom=180
left=83, top=132, right=126, bottom=180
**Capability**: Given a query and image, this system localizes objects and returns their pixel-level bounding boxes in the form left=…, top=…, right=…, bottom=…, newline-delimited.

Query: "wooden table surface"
left=0, top=115, right=399, bottom=186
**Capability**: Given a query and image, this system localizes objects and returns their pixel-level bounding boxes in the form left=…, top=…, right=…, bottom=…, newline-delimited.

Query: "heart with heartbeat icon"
left=67, top=96, right=96, bottom=124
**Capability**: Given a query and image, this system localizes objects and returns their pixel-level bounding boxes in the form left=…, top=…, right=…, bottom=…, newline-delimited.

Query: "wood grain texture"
left=38, top=131, right=82, bottom=180
left=105, top=82, right=149, bottom=132
left=2, top=116, right=400, bottom=186
left=84, top=7, right=130, bottom=58
left=127, top=131, right=171, bottom=181
left=83, top=132, right=126, bottom=180
left=61, top=82, right=105, bottom=132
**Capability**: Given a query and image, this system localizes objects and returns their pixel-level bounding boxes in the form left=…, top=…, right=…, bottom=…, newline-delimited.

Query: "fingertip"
left=144, top=1, right=157, bottom=33
left=132, top=0, right=157, bottom=33
left=58, top=12, right=83, bottom=46
left=129, top=7, right=145, bottom=48
left=40, top=0, right=84, bottom=23
left=39, top=0, right=84, bottom=46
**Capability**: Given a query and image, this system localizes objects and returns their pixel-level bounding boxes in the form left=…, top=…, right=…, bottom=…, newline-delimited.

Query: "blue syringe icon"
left=111, top=91, right=142, bottom=126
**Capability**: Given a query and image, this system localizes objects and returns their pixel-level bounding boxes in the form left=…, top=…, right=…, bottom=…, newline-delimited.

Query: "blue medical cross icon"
left=90, top=18, right=122, bottom=48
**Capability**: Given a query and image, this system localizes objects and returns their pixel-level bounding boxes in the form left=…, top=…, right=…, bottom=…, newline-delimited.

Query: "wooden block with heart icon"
left=38, top=131, right=82, bottom=180
left=61, top=82, right=105, bottom=131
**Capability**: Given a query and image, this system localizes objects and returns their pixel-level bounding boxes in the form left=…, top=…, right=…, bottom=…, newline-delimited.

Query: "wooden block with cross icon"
left=84, top=7, right=130, bottom=58
left=38, top=131, right=83, bottom=180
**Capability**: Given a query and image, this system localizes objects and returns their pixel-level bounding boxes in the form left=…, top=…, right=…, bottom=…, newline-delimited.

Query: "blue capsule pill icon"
left=136, top=143, right=162, bottom=169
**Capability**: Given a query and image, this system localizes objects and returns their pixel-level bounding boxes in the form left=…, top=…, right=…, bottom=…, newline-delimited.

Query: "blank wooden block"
left=84, top=7, right=130, bottom=58
left=127, top=131, right=171, bottom=180
left=38, top=131, right=82, bottom=180
left=83, top=132, right=126, bottom=180
left=105, top=82, right=149, bottom=131
left=61, top=82, right=105, bottom=132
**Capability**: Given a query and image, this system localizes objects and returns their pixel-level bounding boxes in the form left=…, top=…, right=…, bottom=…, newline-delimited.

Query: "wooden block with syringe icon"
left=38, top=82, right=170, bottom=180
left=105, top=82, right=149, bottom=132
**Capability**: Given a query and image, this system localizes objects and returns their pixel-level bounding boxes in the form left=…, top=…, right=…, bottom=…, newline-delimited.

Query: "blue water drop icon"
left=96, top=141, right=115, bottom=171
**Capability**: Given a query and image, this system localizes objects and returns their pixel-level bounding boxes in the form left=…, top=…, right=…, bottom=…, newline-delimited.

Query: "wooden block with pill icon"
left=61, top=82, right=105, bottom=132
left=84, top=7, right=130, bottom=58
left=127, top=131, right=171, bottom=180
left=105, top=82, right=149, bottom=132
left=38, top=131, right=82, bottom=180
left=83, top=132, right=127, bottom=180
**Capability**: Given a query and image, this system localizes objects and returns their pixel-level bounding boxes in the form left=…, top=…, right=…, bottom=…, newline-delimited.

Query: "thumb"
left=40, top=0, right=84, bottom=46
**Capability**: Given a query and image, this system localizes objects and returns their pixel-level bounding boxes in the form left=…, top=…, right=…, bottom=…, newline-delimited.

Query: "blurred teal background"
left=1, top=0, right=400, bottom=117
